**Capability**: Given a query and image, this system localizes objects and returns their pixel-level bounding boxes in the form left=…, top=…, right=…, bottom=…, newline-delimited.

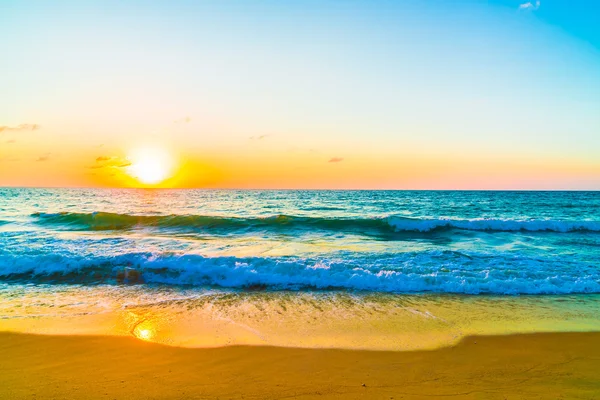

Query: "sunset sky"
left=1, top=0, right=599, bottom=189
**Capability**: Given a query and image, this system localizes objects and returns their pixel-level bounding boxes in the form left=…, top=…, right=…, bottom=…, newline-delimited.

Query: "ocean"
left=1, top=188, right=599, bottom=349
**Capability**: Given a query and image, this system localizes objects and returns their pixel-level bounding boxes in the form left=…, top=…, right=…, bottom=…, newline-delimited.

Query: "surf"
left=2, top=250, right=599, bottom=295
left=31, top=212, right=600, bottom=234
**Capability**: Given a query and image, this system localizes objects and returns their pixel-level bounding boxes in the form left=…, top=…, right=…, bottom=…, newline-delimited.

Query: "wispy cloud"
left=328, top=157, right=344, bottom=163
left=249, top=134, right=270, bottom=140
left=36, top=153, right=51, bottom=162
left=5, top=139, right=16, bottom=144
left=90, top=156, right=131, bottom=169
left=519, top=1, right=540, bottom=10
left=0, top=123, right=40, bottom=133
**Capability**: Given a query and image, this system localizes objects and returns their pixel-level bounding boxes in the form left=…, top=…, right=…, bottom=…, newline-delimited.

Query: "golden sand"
left=2, top=332, right=599, bottom=399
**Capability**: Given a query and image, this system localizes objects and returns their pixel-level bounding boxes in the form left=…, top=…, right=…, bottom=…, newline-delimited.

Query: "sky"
left=1, top=0, right=599, bottom=189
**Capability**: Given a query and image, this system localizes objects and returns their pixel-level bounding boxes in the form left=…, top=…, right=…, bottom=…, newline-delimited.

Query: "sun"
left=127, top=147, right=175, bottom=185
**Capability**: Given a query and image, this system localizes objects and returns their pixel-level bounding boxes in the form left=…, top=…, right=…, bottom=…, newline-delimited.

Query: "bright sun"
left=127, top=147, right=174, bottom=185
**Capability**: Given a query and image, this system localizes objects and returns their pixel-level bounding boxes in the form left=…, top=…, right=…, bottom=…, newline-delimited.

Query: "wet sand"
left=1, top=332, right=600, bottom=399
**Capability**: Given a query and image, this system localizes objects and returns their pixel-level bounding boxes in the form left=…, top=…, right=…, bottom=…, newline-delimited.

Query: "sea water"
left=1, top=189, right=599, bottom=349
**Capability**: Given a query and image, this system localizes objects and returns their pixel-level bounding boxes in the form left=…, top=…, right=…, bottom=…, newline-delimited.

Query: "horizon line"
left=1, top=185, right=598, bottom=192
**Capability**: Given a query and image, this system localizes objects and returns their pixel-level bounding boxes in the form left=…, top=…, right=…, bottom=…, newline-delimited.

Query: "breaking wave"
left=31, top=212, right=600, bottom=234
left=1, top=250, right=599, bottom=295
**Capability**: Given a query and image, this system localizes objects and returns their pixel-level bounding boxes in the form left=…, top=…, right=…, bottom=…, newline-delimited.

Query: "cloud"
left=36, top=153, right=51, bottom=162
left=0, top=123, right=40, bottom=133
left=89, top=156, right=131, bottom=169
left=249, top=134, right=271, bottom=141
left=328, top=157, right=344, bottom=163
left=519, top=1, right=540, bottom=10
left=5, top=139, right=16, bottom=144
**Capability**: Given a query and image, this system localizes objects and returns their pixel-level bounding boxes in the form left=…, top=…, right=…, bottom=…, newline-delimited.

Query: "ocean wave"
left=30, top=212, right=395, bottom=233
left=1, top=251, right=599, bottom=295
left=387, top=217, right=600, bottom=233
left=30, top=211, right=600, bottom=234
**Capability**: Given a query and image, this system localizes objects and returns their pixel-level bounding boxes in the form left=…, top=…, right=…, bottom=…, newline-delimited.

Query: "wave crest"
left=1, top=251, right=599, bottom=295
left=387, top=217, right=600, bottom=233
left=31, top=212, right=600, bottom=234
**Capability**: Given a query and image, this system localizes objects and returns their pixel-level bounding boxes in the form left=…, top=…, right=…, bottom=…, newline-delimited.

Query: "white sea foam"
left=1, top=251, right=599, bottom=295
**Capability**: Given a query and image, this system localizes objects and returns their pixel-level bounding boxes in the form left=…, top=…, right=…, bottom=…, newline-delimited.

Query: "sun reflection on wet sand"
left=128, top=312, right=158, bottom=342
left=136, top=328, right=152, bottom=341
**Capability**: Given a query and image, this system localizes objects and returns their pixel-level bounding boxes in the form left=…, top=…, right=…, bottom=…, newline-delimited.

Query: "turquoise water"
left=2, top=188, right=600, bottom=348
left=1, top=189, right=599, bottom=294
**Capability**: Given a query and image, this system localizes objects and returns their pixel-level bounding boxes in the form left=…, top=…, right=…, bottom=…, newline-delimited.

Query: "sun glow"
left=127, top=147, right=175, bottom=185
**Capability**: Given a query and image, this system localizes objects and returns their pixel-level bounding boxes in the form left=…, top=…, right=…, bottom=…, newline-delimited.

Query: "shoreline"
left=3, top=289, right=600, bottom=351
left=2, top=331, right=600, bottom=399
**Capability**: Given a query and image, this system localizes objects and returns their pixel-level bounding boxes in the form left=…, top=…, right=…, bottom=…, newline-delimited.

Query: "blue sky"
left=1, top=0, right=599, bottom=188
left=492, top=0, right=600, bottom=48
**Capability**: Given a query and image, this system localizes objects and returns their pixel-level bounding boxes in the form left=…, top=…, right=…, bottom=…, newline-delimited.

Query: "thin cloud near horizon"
left=90, top=156, right=132, bottom=169
left=36, top=153, right=51, bottom=162
left=249, top=135, right=270, bottom=140
left=0, top=124, right=40, bottom=133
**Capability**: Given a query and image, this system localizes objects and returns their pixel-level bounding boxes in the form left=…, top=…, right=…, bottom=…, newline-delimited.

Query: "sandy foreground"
left=1, top=332, right=599, bottom=400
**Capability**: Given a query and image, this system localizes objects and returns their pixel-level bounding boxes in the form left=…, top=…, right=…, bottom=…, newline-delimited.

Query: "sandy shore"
left=2, top=332, right=600, bottom=399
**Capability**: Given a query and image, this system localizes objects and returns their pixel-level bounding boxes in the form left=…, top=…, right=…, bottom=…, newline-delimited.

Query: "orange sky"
left=2, top=129, right=599, bottom=189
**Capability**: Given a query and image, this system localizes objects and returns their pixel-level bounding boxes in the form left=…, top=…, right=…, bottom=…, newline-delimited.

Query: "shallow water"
left=2, top=284, right=599, bottom=350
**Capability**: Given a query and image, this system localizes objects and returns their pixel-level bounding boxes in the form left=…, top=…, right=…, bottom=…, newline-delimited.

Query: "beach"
left=2, top=331, right=600, bottom=399
left=2, top=189, right=600, bottom=398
